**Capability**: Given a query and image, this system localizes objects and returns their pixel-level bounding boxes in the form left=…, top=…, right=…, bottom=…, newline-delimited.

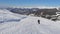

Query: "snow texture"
left=0, top=9, right=60, bottom=34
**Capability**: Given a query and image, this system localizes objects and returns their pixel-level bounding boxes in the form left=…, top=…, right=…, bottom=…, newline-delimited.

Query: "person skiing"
left=38, top=20, right=40, bottom=24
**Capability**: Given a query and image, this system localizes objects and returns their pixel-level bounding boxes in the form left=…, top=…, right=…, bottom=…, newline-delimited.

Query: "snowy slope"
left=0, top=9, right=60, bottom=34
left=0, top=16, right=60, bottom=34
left=0, top=9, right=27, bottom=23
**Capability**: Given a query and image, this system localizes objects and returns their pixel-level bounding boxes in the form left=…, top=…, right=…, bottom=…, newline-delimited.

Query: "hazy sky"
left=0, top=0, right=60, bottom=7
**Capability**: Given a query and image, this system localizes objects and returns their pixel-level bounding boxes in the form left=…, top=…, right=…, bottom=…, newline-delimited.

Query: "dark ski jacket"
left=38, top=20, right=40, bottom=24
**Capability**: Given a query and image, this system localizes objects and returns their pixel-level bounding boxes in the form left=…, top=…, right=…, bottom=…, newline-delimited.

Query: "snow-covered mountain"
left=0, top=9, right=27, bottom=23
left=0, top=9, right=60, bottom=34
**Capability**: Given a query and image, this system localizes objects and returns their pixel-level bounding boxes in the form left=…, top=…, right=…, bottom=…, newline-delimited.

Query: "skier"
left=38, top=20, right=40, bottom=24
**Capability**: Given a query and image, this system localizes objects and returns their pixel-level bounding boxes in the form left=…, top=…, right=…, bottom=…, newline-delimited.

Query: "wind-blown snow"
left=0, top=9, right=60, bottom=34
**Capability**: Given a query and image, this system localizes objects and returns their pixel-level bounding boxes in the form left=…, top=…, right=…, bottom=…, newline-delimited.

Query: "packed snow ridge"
left=0, top=9, right=60, bottom=34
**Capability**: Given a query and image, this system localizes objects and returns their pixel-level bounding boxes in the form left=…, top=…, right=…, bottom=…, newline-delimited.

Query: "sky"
left=0, top=0, right=60, bottom=7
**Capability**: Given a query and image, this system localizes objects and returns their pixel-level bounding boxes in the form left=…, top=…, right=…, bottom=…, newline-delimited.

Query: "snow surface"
left=0, top=9, right=27, bottom=23
left=0, top=9, right=60, bottom=34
